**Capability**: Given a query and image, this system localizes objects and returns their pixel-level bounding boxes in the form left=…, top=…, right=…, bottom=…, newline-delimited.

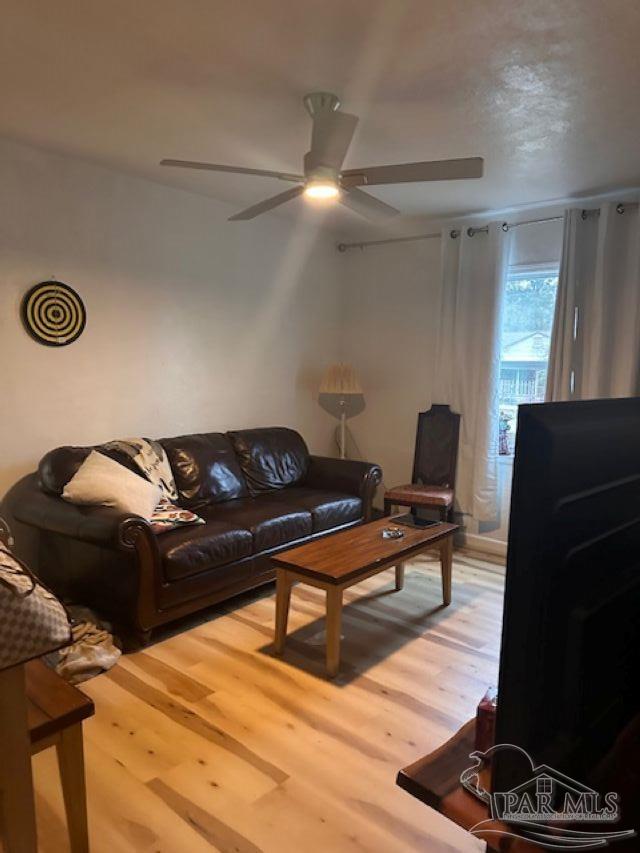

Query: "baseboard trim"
left=457, top=532, right=507, bottom=559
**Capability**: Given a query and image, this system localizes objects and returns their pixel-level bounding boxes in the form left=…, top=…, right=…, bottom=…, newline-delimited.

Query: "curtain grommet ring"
left=616, top=203, right=625, bottom=215
left=501, top=222, right=509, bottom=232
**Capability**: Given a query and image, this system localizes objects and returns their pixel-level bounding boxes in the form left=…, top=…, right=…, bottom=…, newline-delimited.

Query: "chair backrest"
left=411, top=404, right=461, bottom=489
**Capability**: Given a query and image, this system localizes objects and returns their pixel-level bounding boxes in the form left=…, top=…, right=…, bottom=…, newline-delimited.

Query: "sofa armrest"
left=11, top=474, right=153, bottom=550
left=305, top=456, right=382, bottom=521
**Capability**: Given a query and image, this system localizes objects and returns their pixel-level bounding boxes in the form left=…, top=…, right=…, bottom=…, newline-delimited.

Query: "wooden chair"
left=384, top=404, right=461, bottom=522
left=0, top=659, right=94, bottom=853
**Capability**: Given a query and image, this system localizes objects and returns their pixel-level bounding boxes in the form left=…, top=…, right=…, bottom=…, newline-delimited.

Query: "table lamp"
left=318, top=363, right=365, bottom=459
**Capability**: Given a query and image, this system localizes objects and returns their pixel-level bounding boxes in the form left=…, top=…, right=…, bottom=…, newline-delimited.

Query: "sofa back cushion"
left=160, top=433, right=248, bottom=508
left=226, top=427, right=309, bottom=495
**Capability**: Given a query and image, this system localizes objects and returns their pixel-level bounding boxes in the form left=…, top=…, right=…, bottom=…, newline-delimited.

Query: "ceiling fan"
left=160, top=92, right=484, bottom=222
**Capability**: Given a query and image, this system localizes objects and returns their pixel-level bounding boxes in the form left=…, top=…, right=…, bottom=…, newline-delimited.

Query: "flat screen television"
left=494, top=398, right=640, bottom=805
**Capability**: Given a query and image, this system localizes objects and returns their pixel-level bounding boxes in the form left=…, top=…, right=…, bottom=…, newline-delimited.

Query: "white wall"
left=0, top=138, right=341, bottom=498
left=339, top=238, right=442, bottom=497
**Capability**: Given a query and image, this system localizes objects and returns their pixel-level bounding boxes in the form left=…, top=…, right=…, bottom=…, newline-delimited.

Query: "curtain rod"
left=465, top=215, right=563, bottom=237
left=336, top=202, right=637, bottom=252
left=336, top=215, right=561, bottom=252
left=336, top=231, right=440, bottom=252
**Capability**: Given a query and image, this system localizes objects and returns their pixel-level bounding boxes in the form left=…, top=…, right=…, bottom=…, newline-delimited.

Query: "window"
left=536, top=776, right=553, bottom=796
left=498, top=265, right=559, bottom=455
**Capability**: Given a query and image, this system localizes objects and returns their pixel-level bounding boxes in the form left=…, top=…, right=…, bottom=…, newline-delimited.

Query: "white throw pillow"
left=62, top=450, right=161, bottom=521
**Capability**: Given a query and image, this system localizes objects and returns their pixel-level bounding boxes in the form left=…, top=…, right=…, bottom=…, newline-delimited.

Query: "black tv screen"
left=494, top=398, right=640, bottom=796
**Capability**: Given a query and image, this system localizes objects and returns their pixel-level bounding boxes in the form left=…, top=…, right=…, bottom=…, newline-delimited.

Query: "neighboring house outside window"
left=498, top=266, right=559, bottom=455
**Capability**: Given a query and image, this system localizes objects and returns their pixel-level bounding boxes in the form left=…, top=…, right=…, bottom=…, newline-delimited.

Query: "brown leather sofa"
left=11, top=427, right=382, bottom=644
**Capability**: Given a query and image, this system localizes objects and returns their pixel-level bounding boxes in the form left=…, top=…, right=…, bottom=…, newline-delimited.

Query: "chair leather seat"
left=159, top=519, right=253, bottom=582
left=207, top=496, right=313, bottom=551
left=264, top=487, right=362, bottom=532
left=385, top=483, right=454, bottom=507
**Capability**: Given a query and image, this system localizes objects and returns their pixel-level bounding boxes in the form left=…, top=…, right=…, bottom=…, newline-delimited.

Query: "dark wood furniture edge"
left=25, top=660, right=94, bottom=745
left=396, top=718, right=476, bottom=808
left=397, top=719, right=545, bottom=852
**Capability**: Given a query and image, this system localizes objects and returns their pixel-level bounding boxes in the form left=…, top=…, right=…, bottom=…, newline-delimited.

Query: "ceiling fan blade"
left=341, top=157, right=484, bottom=187
left=228, top=185, right=304, bottom=221
left=309, top=111, right=359, bottom=172
left=160, top=159, right=303, bottom=183
left=339, top=187, right=400, bottom=222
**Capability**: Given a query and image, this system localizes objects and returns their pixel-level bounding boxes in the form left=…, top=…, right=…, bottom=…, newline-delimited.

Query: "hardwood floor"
left=31, top=549, right=504, bottom=853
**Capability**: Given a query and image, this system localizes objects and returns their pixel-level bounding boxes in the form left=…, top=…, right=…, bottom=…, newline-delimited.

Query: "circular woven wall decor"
left=21, top=281, right=86, bottom=347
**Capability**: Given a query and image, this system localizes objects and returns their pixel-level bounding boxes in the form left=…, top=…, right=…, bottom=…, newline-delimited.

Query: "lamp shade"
left=319, top=363, right=362, bottom=396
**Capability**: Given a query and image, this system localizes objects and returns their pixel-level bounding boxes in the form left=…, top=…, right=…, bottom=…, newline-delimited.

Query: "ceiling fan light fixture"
left=304, top=179, right=340, bottom=200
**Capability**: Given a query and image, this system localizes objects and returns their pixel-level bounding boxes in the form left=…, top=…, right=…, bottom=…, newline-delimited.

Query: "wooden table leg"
left=440, top=535, right=453, bottom=606
left=274, top=570, right=294, bottom=655
left=56, top=723, right=90, bottom=853
left=326, top=587, right=343, bottom=678
left=395, top=562, right=405, bottom=591
left=0, top=665, right=38, bottom=853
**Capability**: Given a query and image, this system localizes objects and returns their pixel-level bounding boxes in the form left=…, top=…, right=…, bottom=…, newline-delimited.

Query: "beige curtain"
left=547, top=203, right=640, bottom=401
left=434, top=223, right=512, bottom=522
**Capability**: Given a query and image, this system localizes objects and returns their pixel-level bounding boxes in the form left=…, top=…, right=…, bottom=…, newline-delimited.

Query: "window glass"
left=499, top=267, right=559, bottom=455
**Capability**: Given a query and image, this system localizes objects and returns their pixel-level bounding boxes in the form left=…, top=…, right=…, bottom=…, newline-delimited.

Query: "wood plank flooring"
left=31, top=549, right=505, bottom=853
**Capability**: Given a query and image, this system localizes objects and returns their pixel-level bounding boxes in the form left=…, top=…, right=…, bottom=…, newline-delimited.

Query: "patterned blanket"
left=103, top=438, right=204, bottom=535
left=103, top=438, right=178, bottom=501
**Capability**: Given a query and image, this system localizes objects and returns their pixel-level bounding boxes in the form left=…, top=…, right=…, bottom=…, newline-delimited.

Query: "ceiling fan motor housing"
left=303, top=91, right=340, bottom=117
left=303, top=152, right=339, bottom=185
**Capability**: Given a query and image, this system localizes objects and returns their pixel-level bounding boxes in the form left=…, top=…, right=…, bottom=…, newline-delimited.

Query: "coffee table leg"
left=440, top=536, right=453, bottom=605
left=395, top=562, right=405, bottom=591
left=274, top=570, right=293, bottom=654
left=326, top=587, right=343, bottom=678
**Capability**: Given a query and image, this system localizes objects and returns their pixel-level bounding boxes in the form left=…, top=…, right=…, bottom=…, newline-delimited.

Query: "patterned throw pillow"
left=149, top=498, right=205, bottom=535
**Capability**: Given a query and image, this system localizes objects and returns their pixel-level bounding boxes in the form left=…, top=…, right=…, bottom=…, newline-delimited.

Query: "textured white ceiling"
left=1, top=0, right=639, bottom=234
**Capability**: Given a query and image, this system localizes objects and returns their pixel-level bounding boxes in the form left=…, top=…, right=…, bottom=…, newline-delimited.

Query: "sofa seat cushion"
left=159, top=519, right=253, bottom=582
left=265, top=487, right=362, bottom=532
left=208, top=496, right=312, bottom=552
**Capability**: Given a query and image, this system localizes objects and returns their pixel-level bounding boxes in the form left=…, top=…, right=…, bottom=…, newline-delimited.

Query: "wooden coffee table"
left=271, top=517, right=457, bottom=677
